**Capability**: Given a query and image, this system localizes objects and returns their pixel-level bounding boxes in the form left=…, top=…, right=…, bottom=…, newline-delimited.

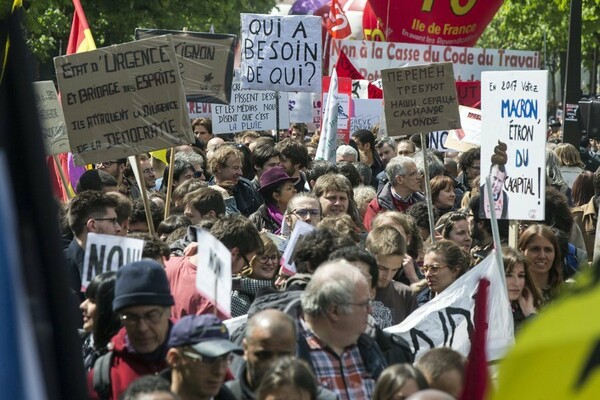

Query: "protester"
left=305, top=160, right=338, bottom=190
left=156, top=215, right=192, bottom=241
left=518, top=224, right=563, bottom=304
left=336, top=144, right=358, bottom=162
left=160, top=158, right=196, bottom=193
left=317, top=214, right=360, bottom=244
left=502, top=247, right=541, bottom=330
left=430, top=175, right=457, bottom=217
left=275, top=139, right=310, bottom=193
left=106, top=192, right=133, bottom=237
left=88, top=260, right=174, bottom=400
left=80, top=272, right=119, bottom=371
left=182, top=187, right=226, bottom=225
left=365, top=226, right=417, bottom=328
left=165, top=214, right=262, bottom=319
left=171, top=179, right=207, bottom=208
left=250, top=144, right=282, bottom=193
left=554, top=143, right=586, bottom=188
left=363, top=156, right=425, bottom=231
left=571, top=171, right=595, bottom=207
left=298, top=260, right=387, bottom=399
left=353, top=162, right=373, bottom=186
left=414, top=348, right=465, bottom=398
left=120, top=376, right=178, bottom=400
left=571, top=168, right=599, bottom=259
left=139, top=154, right=158, bottom=192
left=256, top=357, right=318, bottom=400
left=76, top=169, right=118, bottom=193
left=396, top=139, right=416, bottom=157
left=96, top=158, right=141, bottom=200
left=231, top=233, right=278, bottom=317
left=372, top=364, right=428, bottom=400
left=250, top=166, right=296, bottom=233
left=165, top=315, right=241, bottom=400
left=281, top=193, right=322, bottom=236
left=354, top=185, right=377, bottom=220
left=416, top=240, right=469, bottom=305
left=192, top=117, right=214, bottom=146
left=457, top=147, right=480, bottom=195
left=376, top=137, right=397, bottom=168
left=545, top=148, right=573, bottom=205
left=312, top=173, right=363, bottom=230
left=434, top=211, right=473, bottom=254
left=336, top=161, right=361, bottom=187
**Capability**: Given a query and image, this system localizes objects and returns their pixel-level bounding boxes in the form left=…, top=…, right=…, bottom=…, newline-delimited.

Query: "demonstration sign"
left=350, top=99, right=382, bottom=133
left=188, top=101, right=212, bottom=119
left=480, top=70, right=547, bottom=221
left=444, top=106, right=482, bottom=152
left=382, top=62, right=460, bottom=137
left=135, top=29, right=237, bottom=104
left=32, top=81, right=69, bottom=156
left=280, top=220, right=315, bottom=276
left=211, top=72, right=289, bottom=134
left=54, top=35, right=194, bottom=165
left=241, top=14, right=322, bottom=92
left=330, top=39, right=541, bottom=82
left=323, top=75, right=352, bottom=143
left=195, top=228, right=232, bottom=317
left=82, top=233, right=145, bottom=289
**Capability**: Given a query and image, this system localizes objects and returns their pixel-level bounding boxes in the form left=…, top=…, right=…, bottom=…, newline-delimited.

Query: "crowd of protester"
left=61, top=118, right=599, bottom=400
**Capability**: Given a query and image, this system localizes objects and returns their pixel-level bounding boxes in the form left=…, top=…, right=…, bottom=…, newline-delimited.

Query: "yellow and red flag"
left=66, top=0, right=96, bottom=54
left=327, top=0, right=352, bottom=39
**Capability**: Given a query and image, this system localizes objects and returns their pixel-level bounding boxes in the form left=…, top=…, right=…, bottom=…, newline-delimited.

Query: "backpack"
left=92, top=351, right=114, bottom=400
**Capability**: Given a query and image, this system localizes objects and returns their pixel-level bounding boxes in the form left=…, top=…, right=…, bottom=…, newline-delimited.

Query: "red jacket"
left=87, top=327, right=169, bottom=400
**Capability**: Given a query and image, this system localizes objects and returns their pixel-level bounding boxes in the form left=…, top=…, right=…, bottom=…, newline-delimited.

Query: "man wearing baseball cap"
left=165, top=315, right=242, bottom=400
left=88, top=260, right=174, bottom=400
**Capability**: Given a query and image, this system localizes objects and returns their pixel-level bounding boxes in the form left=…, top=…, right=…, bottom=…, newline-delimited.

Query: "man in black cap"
left=88, top=260, right=174, bottom=400
left=165, top=315, right=241, bottom=400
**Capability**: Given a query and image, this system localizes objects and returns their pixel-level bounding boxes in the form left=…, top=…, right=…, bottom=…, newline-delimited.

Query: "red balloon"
left=364, top=0, right=504, bottom=47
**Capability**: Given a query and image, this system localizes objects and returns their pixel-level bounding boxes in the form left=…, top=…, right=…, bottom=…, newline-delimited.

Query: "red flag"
left=460, top=278, right=490, bottom=400
left=327, top=0, right=352, bottom=39
left=335, top=50, right=364, bottom=80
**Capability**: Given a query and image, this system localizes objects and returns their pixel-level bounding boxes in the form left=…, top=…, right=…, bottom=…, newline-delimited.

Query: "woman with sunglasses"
left=250, top=166, right=297, bottom=234
left=415, top=240, right=469, bottom=305
left=231, top=233, right=278, bottom=317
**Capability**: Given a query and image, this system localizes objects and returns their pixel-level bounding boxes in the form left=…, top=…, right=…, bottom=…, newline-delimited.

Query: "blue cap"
left=168, top=315, right=242, bottom=357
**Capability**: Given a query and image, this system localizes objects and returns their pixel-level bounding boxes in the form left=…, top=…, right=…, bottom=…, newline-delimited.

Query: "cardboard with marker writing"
left=32, top=81, right=69, bottom=156
left=135, top=29, right=237, bottom=104
left=54, top=35, right=193, bottom=165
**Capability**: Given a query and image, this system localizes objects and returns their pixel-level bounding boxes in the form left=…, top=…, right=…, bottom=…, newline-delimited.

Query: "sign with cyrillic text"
left=135, top=29, right=237, bottom=104
left=54, top=35, right=193, bottom=165
left=32, top=81, right=69, bottom=156
left=82, top=233, right=145, bottom=289
left=241, top=14, right=322, bottom=92
left=382, top=62, right=460, bottom=137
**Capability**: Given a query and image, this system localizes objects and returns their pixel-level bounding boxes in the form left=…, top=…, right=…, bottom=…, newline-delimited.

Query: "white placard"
left=82, top=233, right=145, bottom=288
left=195, top=228, right=232, bottom=317
left=350, top=98, right=382, bottom=133
left=480, top=70, right=547, bottom=221
left=444, top=106, right=482, bottom=151
left=212, top=72, right=290, bottom=134
left=385, top=253, right=514, bottom=361
left=32, top=81, right=69, bottom=156
left=289, top=92, right=319, bottom=123
left=188, top=102, right=213, bottom=119
left=241, top=14, right=322, bottom=92
left=280, top=220, right=315, bottom=275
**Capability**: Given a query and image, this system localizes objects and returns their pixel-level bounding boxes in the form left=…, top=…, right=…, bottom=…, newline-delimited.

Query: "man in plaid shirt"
left=297, top=260, right=387, bottom=400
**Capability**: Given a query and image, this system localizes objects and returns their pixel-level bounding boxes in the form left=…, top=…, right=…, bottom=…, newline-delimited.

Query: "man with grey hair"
left=336, top=145, right=358, bottom=162
left=363, top=156, right=425, bottom=230
left=297, top=260, right=387, bottom=400
left=375, top=137, right=397, bottom=168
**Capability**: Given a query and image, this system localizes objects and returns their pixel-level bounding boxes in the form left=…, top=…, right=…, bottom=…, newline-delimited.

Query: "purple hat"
left=168, top=315, right=242, bottom=357
left=258, top=166, right=295, bottom=194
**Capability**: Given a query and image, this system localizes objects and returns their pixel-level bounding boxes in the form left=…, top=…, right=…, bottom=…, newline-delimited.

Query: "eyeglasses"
left=182, top=351, right=233, bottom=365
left=348, top=299, right=373, bottom=309
left=257, top=254, right=278, bottom=264
left=93, top=217, right=119, bottom=225
left=419, top=264, right=449, bottom=275
left=193, top=170, right=204, bottom=178
left=96, top=161, right=116, bottom=168
left=292, top=208, right=321, bottom=217
left=405, top=170, right=422, bottom=177
left=119, top=308, right=165, bottom=326
left=143, top=168, right=155, bottom=175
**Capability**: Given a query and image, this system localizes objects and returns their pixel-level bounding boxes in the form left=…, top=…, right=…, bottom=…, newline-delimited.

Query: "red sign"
left=364, top=0, right=504, bottom=47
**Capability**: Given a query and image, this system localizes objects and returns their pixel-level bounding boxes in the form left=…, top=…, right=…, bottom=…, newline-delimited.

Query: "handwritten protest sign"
left=54, top=35, right=193, bottom=165
left=188, top=102, right=212, bottom=119
left=135, top=29, right=236, bottom=104
left=330, top=39, right=541, bottom=82
left=241, top=14, right=322, bottom=92
left=444, top=106, right=482, bottom=152
left=289, top=92, right=318, bottom=123
left=350, top=99, right=382, bottom=133
left=280, top=220, right=315, bottom=276
left=211, top=72, right=289, bottom=134
left=385, top=253, right=514, bottom=361
left=195, top=228, right=232, bottom=317
left=82, top=233, right=145, bottom=288
left=382, top=63, right=460, bottom=137
left=32, top=81, right=69, bottom=156
left=480, top=70, right=547, bottom=221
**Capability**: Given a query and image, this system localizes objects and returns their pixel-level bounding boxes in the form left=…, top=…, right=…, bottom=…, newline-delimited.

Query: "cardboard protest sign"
left=241, top=14, right=322, bottom=92
left=444, top=106, right=482, bottom=152
left=212, top=72, right=290, bottom=134
left=82, top=233, right=145, bottom=288
left=280, top=220, right=315, bottom=276
left=480, top=70, right=547, bottom=221
left=330, top=39, right=541, bottom=82
left=195, top=228, right=232, bottom=317
left=350, top=98, right=382, bottom=133
left=385, top=253, right=514, bottom=361
left=188, top=101, right=212, bottom=119
left=135, top=29, right=237, bottom=104
left=32, top=81, right=69, bottom=156
left=54, top=35, right=194, bottom=165
left=382, top=63, right=460, bottom=137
